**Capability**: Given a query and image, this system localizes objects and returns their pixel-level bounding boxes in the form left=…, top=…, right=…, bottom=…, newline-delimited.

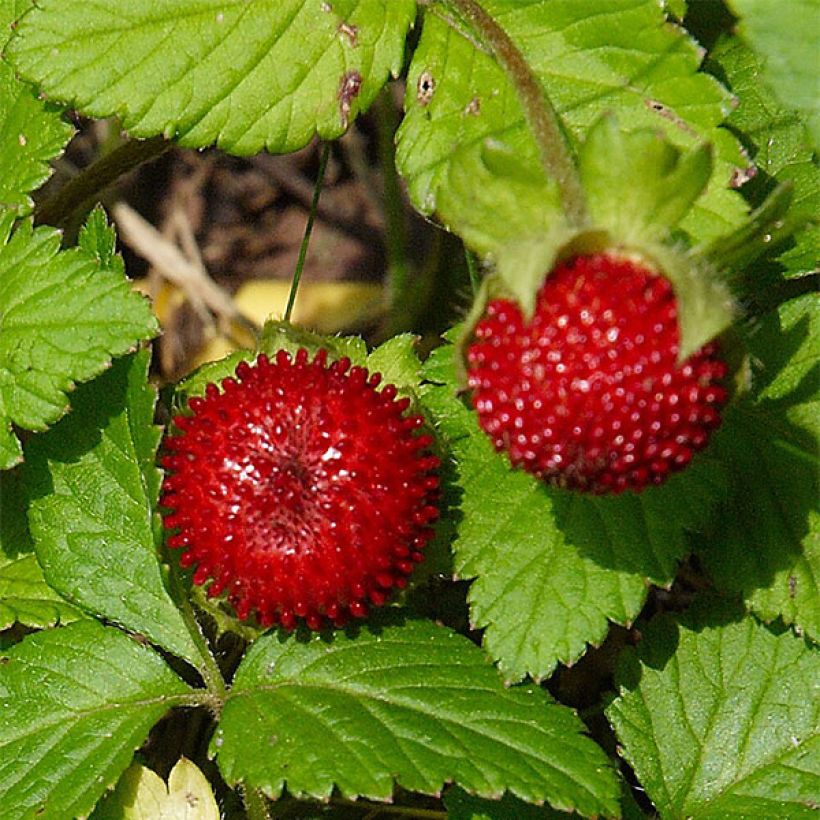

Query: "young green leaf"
left=0, top=0, right=73, bottom=219
left=24, top=351, right=203, bottom=668
left=8, top=0, right=416, bottom=155
left=0, top=218, right=159, bottom=468
left=0, top=620, right=195, bottom=820
left=607, top=599, right=820, bottom=818
left=214, top=615, right=619, bottom=817
left=91, top=758, right=220, bottom=820
left=727, top=0, right=820, bottom=147
left=397, top=0, right=748, bottom=245
left=420, top=341, right=725, bottom=681
left=695, top=294, right=819, bottom=641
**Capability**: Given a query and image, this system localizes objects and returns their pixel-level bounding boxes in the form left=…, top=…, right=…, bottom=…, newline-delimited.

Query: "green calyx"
left=452, top=114, right=790, bottom=383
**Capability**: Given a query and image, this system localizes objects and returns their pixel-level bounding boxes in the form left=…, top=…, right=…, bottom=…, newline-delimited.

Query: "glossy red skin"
left=161, top=348, right=439, bottom=630
left=467, top=254, right=728, bottom=494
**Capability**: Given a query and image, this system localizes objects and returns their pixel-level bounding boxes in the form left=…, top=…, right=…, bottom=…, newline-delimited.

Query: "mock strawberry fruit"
left=467, top=253, right=728, bottom=494
left=160, top=348, right=440, bottom=630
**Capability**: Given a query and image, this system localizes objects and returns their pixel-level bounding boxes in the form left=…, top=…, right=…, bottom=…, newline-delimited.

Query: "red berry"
left=160, top=348, right=439, bottom=629
left=466, top=254, right=728, bottom=494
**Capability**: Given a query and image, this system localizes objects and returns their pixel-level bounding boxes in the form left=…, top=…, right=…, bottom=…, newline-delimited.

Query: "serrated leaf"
left=91, top=758, right=220, bottom=820
left=9, top=0, right=416, bottom=156
left=0, top=0, right=73, bottom=218
left=708, top=35, right=819, bottom=279
left=607, top=599, right=820, bottom=818
left=695, top=294, right=819, bottom=640
left=0, top=467, right=82, bottom=630
left=24, top=351, right=203, bottom=668
left=727, top=0, right=820, bottom=148
left=0, top=219, right=159, bottom=468
left=397, top=0, right=749, bottom=246
left=419, top=342, right=725, bottom=681
left=215, top=615, right=619, bottom=817
left=0, top=554, right=82, bottom=630
left=0, top=620, right=194, bottom=820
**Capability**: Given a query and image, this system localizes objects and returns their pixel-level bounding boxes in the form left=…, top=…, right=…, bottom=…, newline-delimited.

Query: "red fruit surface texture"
left=467, top=254, right=728, bottom=494
left=161, top=349, right=440, bottom=630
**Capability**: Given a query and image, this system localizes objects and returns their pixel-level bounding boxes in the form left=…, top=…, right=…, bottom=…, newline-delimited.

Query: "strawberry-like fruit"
left=467, top=253, right=728, bottom=494
left=161, top=348, right=440, bottom=630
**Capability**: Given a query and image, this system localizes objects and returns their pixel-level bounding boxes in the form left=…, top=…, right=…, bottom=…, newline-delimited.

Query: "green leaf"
left=0, top=1, right=73, bottom=219
left=0, top=467, right=83, bottom=630
left=0, top=218, right=159, bottom=468
left=91, top=758, right=220, bottom=820
left=24, top=351, right=203, bottom=668
left=9, top=0, right=416, bottom=156
left=419, top=342, right=725, bottom=681
left=397, top=0, right=749, bottom=246
left=607, top=599, right=820, bottom=818
left=727, top=0, right=820, bottom=147
left=215, top=615, right=619, bottom=816
left=0, top=620, right=194, bottom=820
left=695, top=294, right=819, bottom=640
left=365, top=333, right=422, bottom=395
left=0, top=554, right=82, bottom=630
left=708, top=35, right=819, bottom=279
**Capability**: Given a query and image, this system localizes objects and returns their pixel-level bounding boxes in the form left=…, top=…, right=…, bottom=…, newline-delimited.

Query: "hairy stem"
left=35, top=135, right=170, bottom=228
left=464, top=246, right=480, bottom=294
left=438, top=0, right=587, bottom=226
left=169, top=560, right=227, bottom=701
left=284, top=142, right=332, bottom=322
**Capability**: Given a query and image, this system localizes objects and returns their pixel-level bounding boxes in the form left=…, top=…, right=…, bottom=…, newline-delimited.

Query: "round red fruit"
left=467, top=253, right=728, bottom=494
left=160, top=348, right=440, bottom=630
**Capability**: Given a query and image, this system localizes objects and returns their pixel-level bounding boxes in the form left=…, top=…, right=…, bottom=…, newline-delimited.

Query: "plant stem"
left=332, top=797, right=447, bottom=819
left=438, top=0, right=587, bottom=226
left=284, top=142, right=332, bottom=323
left=169, top=560, right=227, bottom=701
left=375, top=89, right=411, bottom=327
left=242, top=785, right=272, bottom=820
left=34, top=135, right=170, bottom=228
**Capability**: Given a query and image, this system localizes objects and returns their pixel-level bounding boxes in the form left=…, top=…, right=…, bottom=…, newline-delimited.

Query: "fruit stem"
left=169, top=559, right=228, bottom=701
left=284, top=141, right=332, bottom=322
left=436, top=0, right=587, bottom=226
left=34, top=135, right=170, bottom=229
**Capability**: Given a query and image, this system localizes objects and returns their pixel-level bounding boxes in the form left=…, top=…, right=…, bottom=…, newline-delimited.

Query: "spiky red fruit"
left=467, top=254, right=728, bottom=494
left=160, top=348, right=440, bottom=630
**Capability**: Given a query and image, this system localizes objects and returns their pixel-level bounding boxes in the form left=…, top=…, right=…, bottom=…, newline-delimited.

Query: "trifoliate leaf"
left=607, top=599, right=820, bottom=818
left=215, top=615, right=619, bottom=817
left=0, top=620, right=194, bottom=820
left=24, top=351, right=203, bottom=668
left=727, top=0, right=820, bottom=148
left=9, top=0, right=416, bottom=155
left=708, top=35, right=819, bottom=279
left=91, top=759, right=220, bottom=820
left=419, top=342, right=725, bottom=681
left=397, top=0, right=748, bottom=246
left=0, top=1, right=73, bottom=218
left=695, top=294, right=819, bottom=640
left=0, top=219, right=159, bottom=468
